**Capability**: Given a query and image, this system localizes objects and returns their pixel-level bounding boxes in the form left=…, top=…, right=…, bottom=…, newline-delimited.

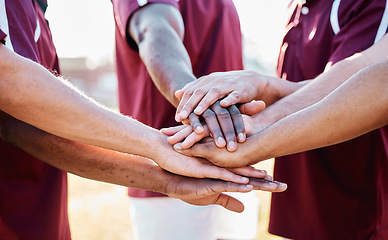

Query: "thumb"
left=215, top=194, right=245, bottom=213
left=239, top=101, right=266, bottom=116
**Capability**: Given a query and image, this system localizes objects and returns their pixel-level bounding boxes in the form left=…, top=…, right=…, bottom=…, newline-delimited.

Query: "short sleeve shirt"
left=0, top=30, right=6, bottom=44
left=0, top=1, right=70, bottom=239
left=269, top=1, right=388, bottom=239
left=111, top=0, right=244, bottom=197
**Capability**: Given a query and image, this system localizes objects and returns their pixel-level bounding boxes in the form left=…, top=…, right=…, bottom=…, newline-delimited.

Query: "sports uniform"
left=111, top=0, right=259, bottom=239
left=0, top=0, right=70, bottom=239
left=269, top=1, right=388, bottom=239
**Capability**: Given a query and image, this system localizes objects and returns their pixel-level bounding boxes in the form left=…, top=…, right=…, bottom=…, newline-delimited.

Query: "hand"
left=156, top=138, right=273, bottom=184
left=161, top=101, right=265, bottom=151
left=165, top=172, right=287, bottom=213
left=185, top=101, right=249, bottom=151
left=175, top=70, right=269, bottom=122
left=170, top=135, right=258, bottom=168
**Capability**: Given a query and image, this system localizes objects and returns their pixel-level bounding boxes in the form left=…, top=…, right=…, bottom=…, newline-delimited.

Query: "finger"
left=173, top=141, right=215, bottom=159
left=178, top=88, right=209, bottom=121
left=238, top=101, right=266, bottom=116
left=175, top=89, right=195, bottom=122
left=193, top=87, right=229, bottom=115
left=213, top=193, right=245, bottom=213
left=175, top=80, right=198, bottom=99
left=210, top=103, right=237, bottom=151
left=202, top=108, right=226, bottom=148
left=228, top=105, right=246, bottom=143
left=166, top=125, right=195, bottom=145
left=188, top=112, right=205, bottom=134
left=187, top=158, right=251, bottom=183
left=220, top=91, right=243, bottom=107
left=180, top=129, right=210, bottom=149
left=174, top=141, right=234, bottom=168
left=249, top=177, right=288, bottom=192
left=228, top=166, right=267, bottom=179
left=264, top=175, right=273, bottom=181
left=161, top=124, right=188, bottom=136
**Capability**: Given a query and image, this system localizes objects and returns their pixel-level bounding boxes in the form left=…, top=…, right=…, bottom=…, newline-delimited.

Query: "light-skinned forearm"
left=129, top=3, right=196, bottom=107
left=0, top=46, right=262, bottom=182
left=248, top=59, right=388, bottom=160
left=251, top=34, right=388, bottom=130
left=0, top=44, right=170, bottom=162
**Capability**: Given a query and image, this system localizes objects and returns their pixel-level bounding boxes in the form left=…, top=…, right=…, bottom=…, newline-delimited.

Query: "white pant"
left=129, top=192, right=259, bottom=240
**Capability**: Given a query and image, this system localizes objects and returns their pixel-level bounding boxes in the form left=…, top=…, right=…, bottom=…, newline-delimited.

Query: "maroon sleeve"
left=111, top=0, right=180, bottom=39
left=0, top=29, right=6, bottom=44
left=329, top=0, right=388, bottom=64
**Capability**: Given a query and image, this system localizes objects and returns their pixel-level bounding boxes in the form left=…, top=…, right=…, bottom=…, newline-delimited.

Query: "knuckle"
left=202, top=109, right=216, bottom=118
left=231, top=92, right=241, bottom=101
left=210, top=87, right=222, bottom=95
left=224, top=131, right=236, bottom=140
left=228, top=106, right=240, bottom=116
left=184, top=89, right=194, bottom=96
left=193, top=88, right=205, bottom=96
left=217, top=110, right=231, bottom=120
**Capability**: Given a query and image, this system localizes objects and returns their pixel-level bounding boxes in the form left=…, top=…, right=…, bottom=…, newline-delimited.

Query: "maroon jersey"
left=269, top=1, right=388, bottom=239
left=0, top=1, right=70, bottom=239
left=111, top=0, right=244, bottom=197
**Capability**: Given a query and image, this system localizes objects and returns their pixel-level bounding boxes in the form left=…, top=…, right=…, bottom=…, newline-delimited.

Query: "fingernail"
left=175, top=114, right=181, bottom=122
left=194, top=106, right=202, bottom=114
left=238, top=133, right=246, bottom=142
left=228, top=141, right=236, bottom=151
left=245, top=185, right=253, bottom=190
left=217, top=137, right=226, bottom=147
left=173, top=143, right=182, bottom=150
left=240, top=176, right=249, bottom=183
left=179, top=110, right=188, bottom=119
left=279, top=182, right=287, bottom=188
left=269, top=182, right=278, bottom=188
left=195, top=125, right=203, bottom=133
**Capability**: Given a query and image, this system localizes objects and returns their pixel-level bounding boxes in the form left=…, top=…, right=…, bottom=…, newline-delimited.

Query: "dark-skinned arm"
left=0, top=112, right=287, bottom=213
left=128, top=3, right=248, bottom=151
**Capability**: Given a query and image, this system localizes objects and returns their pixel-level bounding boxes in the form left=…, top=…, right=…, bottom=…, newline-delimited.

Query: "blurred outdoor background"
left=45, top=1, right=288, bottom=239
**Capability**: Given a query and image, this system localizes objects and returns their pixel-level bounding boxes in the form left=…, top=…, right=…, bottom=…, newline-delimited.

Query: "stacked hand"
left=156, top=70, right=291, bottom=211
left=165, top=166, right=286, bottom=212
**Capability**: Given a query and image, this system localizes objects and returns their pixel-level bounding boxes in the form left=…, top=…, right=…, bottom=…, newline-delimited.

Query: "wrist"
left=261, top=76, right=299, bottom=105
left=249, top=108, right=282, bottom=135
left=144, top=130, right=173, bottom=166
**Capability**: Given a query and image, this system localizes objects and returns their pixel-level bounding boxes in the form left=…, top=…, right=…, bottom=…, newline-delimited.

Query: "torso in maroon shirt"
left=0, top=1, right=70, bottom=239
left=269, top=1, right=388, bottom=240
left=112, top=0, right=243, bottom=197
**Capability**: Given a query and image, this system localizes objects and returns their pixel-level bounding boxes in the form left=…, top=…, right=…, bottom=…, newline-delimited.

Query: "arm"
left=128, top=3, right=247, bottom=151
left=0, top=42, right=250, bottom=182
left=171, top=36, right=388, bottom=167
left=246, top=58, right=388, bottom=158
left=129, top=3, right=193, bottom=106
left=0, top=112, right=287, bottom=212
left=247, top=35, right=388, bottom=133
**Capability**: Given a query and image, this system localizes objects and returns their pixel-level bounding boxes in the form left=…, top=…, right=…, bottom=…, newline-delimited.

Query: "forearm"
left=255, top=72, right=306, bottom=105
left=253, top=55, right=369, bottom=128
left=0, top=44, right=168, bottom=161
left=249, top=59, right=388, bottom=160
left=253, top=35, right=388, bottom=128
left=0, top=113, right=172, bottom=192
left=130, top=3, right=196, bottom=107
